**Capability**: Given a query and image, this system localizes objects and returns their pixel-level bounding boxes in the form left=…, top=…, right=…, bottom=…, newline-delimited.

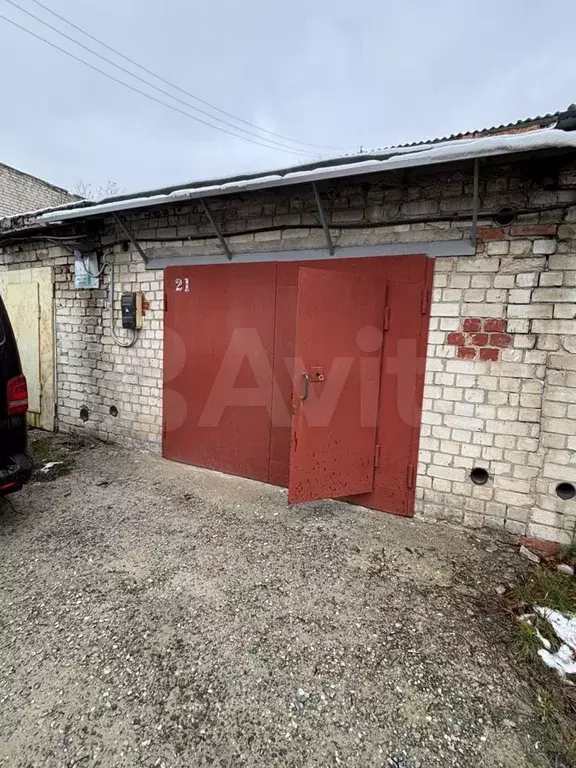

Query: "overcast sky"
left=0, top=0, right=574, bottom=196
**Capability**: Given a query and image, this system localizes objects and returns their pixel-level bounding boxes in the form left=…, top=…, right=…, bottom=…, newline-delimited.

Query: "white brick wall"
left=53, top=253, right=164, bottom=448
left=418, top=246, right=576, bottom=544
left=2, top=158, right=576, bottom=545
left=0, top=163, right=77, bottom=217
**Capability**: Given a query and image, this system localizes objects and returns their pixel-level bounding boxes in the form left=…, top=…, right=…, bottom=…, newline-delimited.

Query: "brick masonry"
left=446, top=318, right=512, bottom=361
left=0, top=163, right=77, bottom=217
left=2, top=157, right=576, bottom=545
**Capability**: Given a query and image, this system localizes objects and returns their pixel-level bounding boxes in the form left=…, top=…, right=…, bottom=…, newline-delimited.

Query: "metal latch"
left=301, top=367, right=325, bottom=401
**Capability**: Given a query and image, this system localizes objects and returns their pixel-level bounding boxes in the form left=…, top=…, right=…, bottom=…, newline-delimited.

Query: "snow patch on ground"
left=521, top=606, right=576, bottom=678
left=40, top=461, right=63, bottom=474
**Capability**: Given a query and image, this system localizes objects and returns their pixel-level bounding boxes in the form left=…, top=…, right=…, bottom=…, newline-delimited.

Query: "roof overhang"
left=39, top=128, right=576, bottom=225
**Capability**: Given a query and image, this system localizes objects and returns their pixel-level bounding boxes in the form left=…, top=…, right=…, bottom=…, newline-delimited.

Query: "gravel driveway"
left=0, top=433, right=544, bottom=767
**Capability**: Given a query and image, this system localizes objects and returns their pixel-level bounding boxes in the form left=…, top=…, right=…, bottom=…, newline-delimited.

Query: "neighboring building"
left=0, top=162, right=77, bottom=217
left=2, top=105, right=576, bottom=548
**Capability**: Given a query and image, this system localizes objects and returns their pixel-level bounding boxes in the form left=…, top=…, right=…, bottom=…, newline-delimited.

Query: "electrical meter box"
left=74, top=250, right=99, bottom=289
left=121, top=292, right=143, bottom=330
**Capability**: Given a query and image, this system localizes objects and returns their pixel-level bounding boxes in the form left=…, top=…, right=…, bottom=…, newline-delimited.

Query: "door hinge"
left=421, top=288, right=430, bottom=314
left=54, top=402, right=58, bottom=418
left=164, top=293, right=168, bottom=312
left=406, top=463, right=415, bottom=489
left=382, top=306, right=390, bottom=331
left=374, top=444, right=381, bottom=468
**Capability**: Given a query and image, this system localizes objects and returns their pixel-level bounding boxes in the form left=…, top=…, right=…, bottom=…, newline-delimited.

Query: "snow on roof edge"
left=39, top=127, right=576, bottom=224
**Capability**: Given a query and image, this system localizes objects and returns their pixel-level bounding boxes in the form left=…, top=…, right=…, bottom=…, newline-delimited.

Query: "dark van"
left=0, top=292, right=33, bottom=495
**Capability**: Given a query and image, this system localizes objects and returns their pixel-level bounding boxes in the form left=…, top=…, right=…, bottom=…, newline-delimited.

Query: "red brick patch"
left=447, top=332, right=465, bottom=345
left=509, top=224, right=557, bottom=237
left=490, top=333, right=511, bottom=348
left=519, top=537, right=563, bottom=556
left=478, top=227, right=505, bottom=240
left=463, top=318, right=482, bottom=333
left=483, top=318, right=507, bottom=333
left=449, top=317, right=509, bottom=361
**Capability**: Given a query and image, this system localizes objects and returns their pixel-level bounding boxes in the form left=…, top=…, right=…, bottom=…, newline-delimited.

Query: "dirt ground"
left=0, top=433, right=548, bottom=767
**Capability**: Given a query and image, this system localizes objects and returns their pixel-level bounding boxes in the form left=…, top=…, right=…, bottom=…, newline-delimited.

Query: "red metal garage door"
left=288, top=268, right=386, bottom=503
left=163, top=263, right=276, bottom=482
left=163, top=255, right=432, bottom=517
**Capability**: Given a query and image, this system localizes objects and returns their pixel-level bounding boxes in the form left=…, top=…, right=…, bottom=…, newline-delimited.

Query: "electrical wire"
left=76, top=250, right=136, bottom=346
left=0, top=12, right=311, bottom=158
left=80, top=252, right=107, bottom=277
left=3, top=0, right=328, bottom=157
left=26, top=0, right=344, bottom=153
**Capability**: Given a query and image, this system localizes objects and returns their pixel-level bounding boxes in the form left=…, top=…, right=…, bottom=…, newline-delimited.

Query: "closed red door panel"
left=163, top=263, right=276, bottom=482
left=288, top=267, right=386, bottom=503
left=348, top=281, right=427, bottom=515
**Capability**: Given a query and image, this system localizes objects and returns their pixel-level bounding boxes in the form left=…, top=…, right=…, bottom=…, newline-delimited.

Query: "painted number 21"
left=175, top=277, right=190, bottom=292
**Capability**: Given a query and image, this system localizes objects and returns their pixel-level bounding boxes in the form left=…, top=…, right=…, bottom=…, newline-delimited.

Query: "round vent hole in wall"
left=494, top=207, right=516, bottom=226
left=110, top=405, right=119, bottom=417
left=556, top=482, right=576, bottom=500
left=80, top=406, right=90, bottom=423
left=470, top=467, right=489, bottom=485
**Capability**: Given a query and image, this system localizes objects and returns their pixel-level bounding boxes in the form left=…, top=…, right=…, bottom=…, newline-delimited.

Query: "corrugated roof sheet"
left=39, top=126, right=576, bottom=224
left=5, top=104, right=576, bottom=228
left=390, top=104, right=576, bottom=148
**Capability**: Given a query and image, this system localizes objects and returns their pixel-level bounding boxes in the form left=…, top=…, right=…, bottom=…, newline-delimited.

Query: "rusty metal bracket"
left=113, top=213, right=148, bottom=265
left=312, top=182, right=335, bottom=255
left=200, top=198, right=232, bottom=260
left=471, top=158, right=480, bottom=251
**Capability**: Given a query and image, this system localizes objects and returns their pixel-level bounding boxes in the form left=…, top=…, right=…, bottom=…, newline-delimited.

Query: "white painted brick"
left=533, top=239, right=557, bottom=255
left=533, top=287, right=576, bottom=303
left=509, top=240, right=532, bottom=256
left=500, top=257, right=546, bottom=274
left=430, top=303, right=460, bottom=317
left=553, top=304, right=576, bottom=319
left=461, top=303, right=504, bottom=317
left=549, top=254, right=576, bottom=270
left=509, top=289, right=532, bottom=303
left=489, top=362, right=537, bottom=379
left=494, top=275, right=515, bottom=288
left=516, top=272, right=538, bottom=288
left=439, top=318, right=460, bottom=331
left=539, top=272, right=563, bottom=287
left=507, top=319, right=530, bottom=334
left=445, top=359, right=482, bottom=375
left=494, top=489, right=534, bottom=507
left=443, top=415, right=484, bottom=431
left=448, top=276, right=470, bottom=291
left=471, top=274, right=493, bottom=288
left=486, top=241, right=510, bottom=256
left=532, top=319, right=576, bottom=334
left=513, top=335, right=536, bottom=349
left=527, top=523, right=571, bottom=545
left=456, top=257, right=500, bottom=272
left=507, top=304, right=552, bottom=319
left=428, top=465, right=467, bottom=482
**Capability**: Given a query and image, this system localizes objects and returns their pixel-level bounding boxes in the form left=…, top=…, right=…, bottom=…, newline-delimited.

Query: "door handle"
left=301, top=372, right=310, bottom=401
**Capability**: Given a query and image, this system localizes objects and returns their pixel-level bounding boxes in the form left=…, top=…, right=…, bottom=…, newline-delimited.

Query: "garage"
left=163, top=253, right=432, bottom=517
